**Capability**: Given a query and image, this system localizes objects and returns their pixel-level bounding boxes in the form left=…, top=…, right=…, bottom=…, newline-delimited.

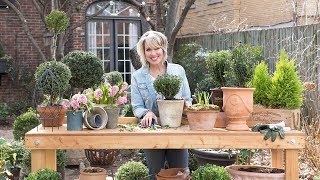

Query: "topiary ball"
left=25, top=168, right=61, bottom=180
left=192, top=164, right=231, bottom=180
left=13, top=109, right=39, bottom=140
left=115, top=161, right=149, bottom=180
left=45, top=10, right=69, bottom=35
left=34, top=60, right=71, bottom=99
left=153, top=74, right=182, bottom=100
left=62, top=51, right=104, bottom=89
left=104, top=71, right=123, bottom=86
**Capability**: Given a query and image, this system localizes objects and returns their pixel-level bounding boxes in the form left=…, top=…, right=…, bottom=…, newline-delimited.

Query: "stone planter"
left=225, top=165, right=285, bottom=180
left=157, top=100, right=184, bottom=127
left=191, top=149, right=237, bottom=167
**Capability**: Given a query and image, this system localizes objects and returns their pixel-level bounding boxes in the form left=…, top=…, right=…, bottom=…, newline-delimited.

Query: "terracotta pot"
left=157, top=100, right=184, bottom=127
left=225, top=165, right=285, bottom=180
left=37, top=106, right=66, bottom=127
left=185, top=110, right=219, bottom=130
left=156, top=168, right=190, bottom=180
left=221, top=87, right=255, bottom=131
left=191, top=149, right=237, bottom=167
left=79, top=167, right=106, bottom=180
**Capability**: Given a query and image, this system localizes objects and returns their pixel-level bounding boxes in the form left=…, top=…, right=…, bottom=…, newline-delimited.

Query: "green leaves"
left=192, top=164, right=231, bottom=180
left=153, top=74, right=182, bottom=100
left=115, top=161, right=149, bottom=180
left=45, top=10, right=69, bottom=35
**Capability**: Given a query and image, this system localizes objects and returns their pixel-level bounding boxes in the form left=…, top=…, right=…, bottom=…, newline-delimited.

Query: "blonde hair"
left=136, top=31, right=168, bottom=67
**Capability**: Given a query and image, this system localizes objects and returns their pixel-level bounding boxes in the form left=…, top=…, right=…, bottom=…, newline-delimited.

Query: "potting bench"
left=25, top=119, right=305, bottom=180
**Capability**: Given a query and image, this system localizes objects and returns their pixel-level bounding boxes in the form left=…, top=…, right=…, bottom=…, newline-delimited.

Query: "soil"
left=239, top=167, right=285, bottom=173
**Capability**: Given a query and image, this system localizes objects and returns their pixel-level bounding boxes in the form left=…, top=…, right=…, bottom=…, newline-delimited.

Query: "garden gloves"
left=251, top=124, right=285, bottom=142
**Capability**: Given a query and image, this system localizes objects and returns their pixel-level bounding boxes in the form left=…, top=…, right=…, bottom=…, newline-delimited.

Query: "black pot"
left=191, top=149, right=237, bottom=167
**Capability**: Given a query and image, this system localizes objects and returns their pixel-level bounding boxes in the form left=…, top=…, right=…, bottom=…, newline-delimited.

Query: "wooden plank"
left=25, top=125, right=305, bottom=150
left=31, top=149, right=56, bottom=172
left=285, top=149, right=299, bottom=180
left=271, top=149, right=284, bottom=168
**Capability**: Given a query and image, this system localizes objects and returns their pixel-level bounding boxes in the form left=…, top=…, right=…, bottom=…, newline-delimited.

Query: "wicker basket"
left=84, top=149, right=120, bottom=167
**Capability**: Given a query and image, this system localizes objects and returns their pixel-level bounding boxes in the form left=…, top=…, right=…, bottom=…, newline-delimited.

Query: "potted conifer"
left=153, top=74, right=184, bottom=127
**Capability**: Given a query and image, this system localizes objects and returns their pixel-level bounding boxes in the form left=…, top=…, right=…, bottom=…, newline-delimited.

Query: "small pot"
left=79, top=167, right=106, bottom=180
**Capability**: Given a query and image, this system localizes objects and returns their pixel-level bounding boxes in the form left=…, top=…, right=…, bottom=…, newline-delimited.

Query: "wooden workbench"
left=25, top=123, right=305, bottom=180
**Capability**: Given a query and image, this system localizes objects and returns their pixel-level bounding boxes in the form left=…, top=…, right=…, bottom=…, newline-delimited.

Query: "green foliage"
left=45, top=10, right=69, bottom=35
left=34, top=60, right=71, bottom=103
left=0, top=102, right=9, bottom=120
left=173, top=44, right=209, bottom=94
left=187, top=92, right=220, bottom=111
left=13, top=109, right=39, bottom=140
left=56, top=150, right=67, bottom=167
left=188, top=150, right=198, bottom=172
left=191, top=164, right=231, bottom=180
left=268, top=50, right=303, bottom=109
left=115, top=161, right=149, bottom=180
left=251, top=61, right=272, bottom=106
left=9, top=100, right=30, bottom=118
left=123, top=104, right=134, bottom=117
left=105, top=71, right=123, bottom=86
left=25, top=168, right=61, bottom=180
left=206, top=50, right=232, bottom=87
left=62, top=51, right=103, bottom=89
left=9, top=140, right=26, bottom=167
left=153, top=74, right=182, bottom=100
left=0, top=138, right=14, bottom=179
left=195, top=75, right=217, bottom=94
left=21, top=149, right=31, bottom=173
left=314, top=173, right=320, bottom=180
left=227, top=44, right=262, bottom=87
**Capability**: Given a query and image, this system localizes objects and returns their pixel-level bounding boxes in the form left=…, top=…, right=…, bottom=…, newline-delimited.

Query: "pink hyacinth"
left=61, top=101, right=70, bottom=109
left=109, top=86, right=119, bottom=97
left=84, top=88, right=93, bottom=95
left=77, top=94, right=87, bottom=104
left=117, top=96, right=127, bottom=105
left=94, top=89, right=103, bottom=100
left=119, top=82, right=128, bottom=93
left=70, top=100, right=80, bottom=110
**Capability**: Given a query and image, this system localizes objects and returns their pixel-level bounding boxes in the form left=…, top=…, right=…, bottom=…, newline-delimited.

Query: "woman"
left=131, top=30, right=192, bottom=179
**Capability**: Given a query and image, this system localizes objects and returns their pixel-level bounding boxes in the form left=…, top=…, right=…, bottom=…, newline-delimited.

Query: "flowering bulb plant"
left=61, top=93, right=93, bottom=113
left=85, top=81, right=128, bottom=108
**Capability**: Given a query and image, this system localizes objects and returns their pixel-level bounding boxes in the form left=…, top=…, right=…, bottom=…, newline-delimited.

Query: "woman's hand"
left=141, top=111, right=158, bottom=127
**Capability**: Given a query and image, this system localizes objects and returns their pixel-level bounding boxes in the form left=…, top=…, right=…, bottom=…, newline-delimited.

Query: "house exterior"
left=177, top=0, right=320, bottom=36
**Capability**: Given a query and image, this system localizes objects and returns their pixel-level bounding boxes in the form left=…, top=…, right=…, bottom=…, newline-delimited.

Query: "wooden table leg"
left=31, top=149, right=56, bottom=172
left=285, top=149, right=299, bottom=180
left=271, top=149, right=283, bottom=168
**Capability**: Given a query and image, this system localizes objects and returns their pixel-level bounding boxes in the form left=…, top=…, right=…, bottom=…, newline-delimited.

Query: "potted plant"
left=221, top=44, right=261, bottom=131
left=62, top=51, right=104, bottom=89
left=153, top=74, right=184, bottom=127
left=25, top=168, right=61, bottom=180
left=104, top=71, right=123, bottom=86
left=13, top=108, right=39, bottom=140
left=248, top=50, right=303, bottom=129
left=192, top=164, right=231, bottom=180
left=34, top=60, right=71, bottom=127
left=61, top=92, right=92, bottom=131
left=115, top=161, right=149, bottom=180
left=191, top=149, right=237, bottom=168
left=85, top=77, right=128, bottom=129
left=185, top=91, right=220, bottom=130
left=225, top=165, right=284, bottom=179
left=205, top=50, right=232, bottom=108
left=79, top=167, right=106, bottom=180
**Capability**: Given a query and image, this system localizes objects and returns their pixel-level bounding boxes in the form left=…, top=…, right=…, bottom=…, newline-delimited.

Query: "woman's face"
left=144, top=45, right=164, bottom=66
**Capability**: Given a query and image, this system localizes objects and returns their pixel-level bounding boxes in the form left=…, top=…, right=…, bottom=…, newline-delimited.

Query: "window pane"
left=104, top=49, right=110, bottom=60
left=125, top=61, right=130, bottom=72
left=97, top=49, right=102, bottom=60
left=118, top=49, right=124, bottom=60
left=104, top=61, right=110, bottom=72
left=118, top=61, right=124, bottom=72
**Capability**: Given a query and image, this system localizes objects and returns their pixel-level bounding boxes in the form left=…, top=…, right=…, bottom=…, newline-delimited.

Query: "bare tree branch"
left=125, top=0, right=156, bottom=30
left=3, top=0, right=46, bottom=62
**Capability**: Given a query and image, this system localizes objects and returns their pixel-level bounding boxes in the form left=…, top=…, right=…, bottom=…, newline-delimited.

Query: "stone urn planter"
left=157, top=100, right=184, bottom=127
left=79, top=167, right=107, bottom=180
left=191, top=149, right=237, bottom=167
left=221, top=87, right=255, bottom=131
left=225, top=165, right=285, bottom=180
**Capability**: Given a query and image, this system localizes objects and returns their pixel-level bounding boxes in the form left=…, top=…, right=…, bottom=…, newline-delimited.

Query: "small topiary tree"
left=251, top=61, right=272, bottom=107
left=191, top=164, right=231, bottom=180
left=62, top=51, right=103, bottom=89
left=13, top=109, right=39, bottom=140
left=153, top=74, right=182, bottom=100
left=25, top=168, right=61, bottom=180
left=34, top=60, right=71, bottom=105
left=206, top=50, right=232, bottom=88
left=115, top=161, right=149, bottom=180
left=268, top=50, right=303, bottom=109
left=104, top=71, right=123, bottom=86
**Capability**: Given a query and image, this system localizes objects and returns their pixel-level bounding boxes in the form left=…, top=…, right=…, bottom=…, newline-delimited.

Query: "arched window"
left=86, top=0, right=142, bottom=83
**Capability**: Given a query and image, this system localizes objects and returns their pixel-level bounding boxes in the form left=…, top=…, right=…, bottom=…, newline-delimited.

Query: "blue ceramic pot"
left=66, top=110, right=83, bottom=131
